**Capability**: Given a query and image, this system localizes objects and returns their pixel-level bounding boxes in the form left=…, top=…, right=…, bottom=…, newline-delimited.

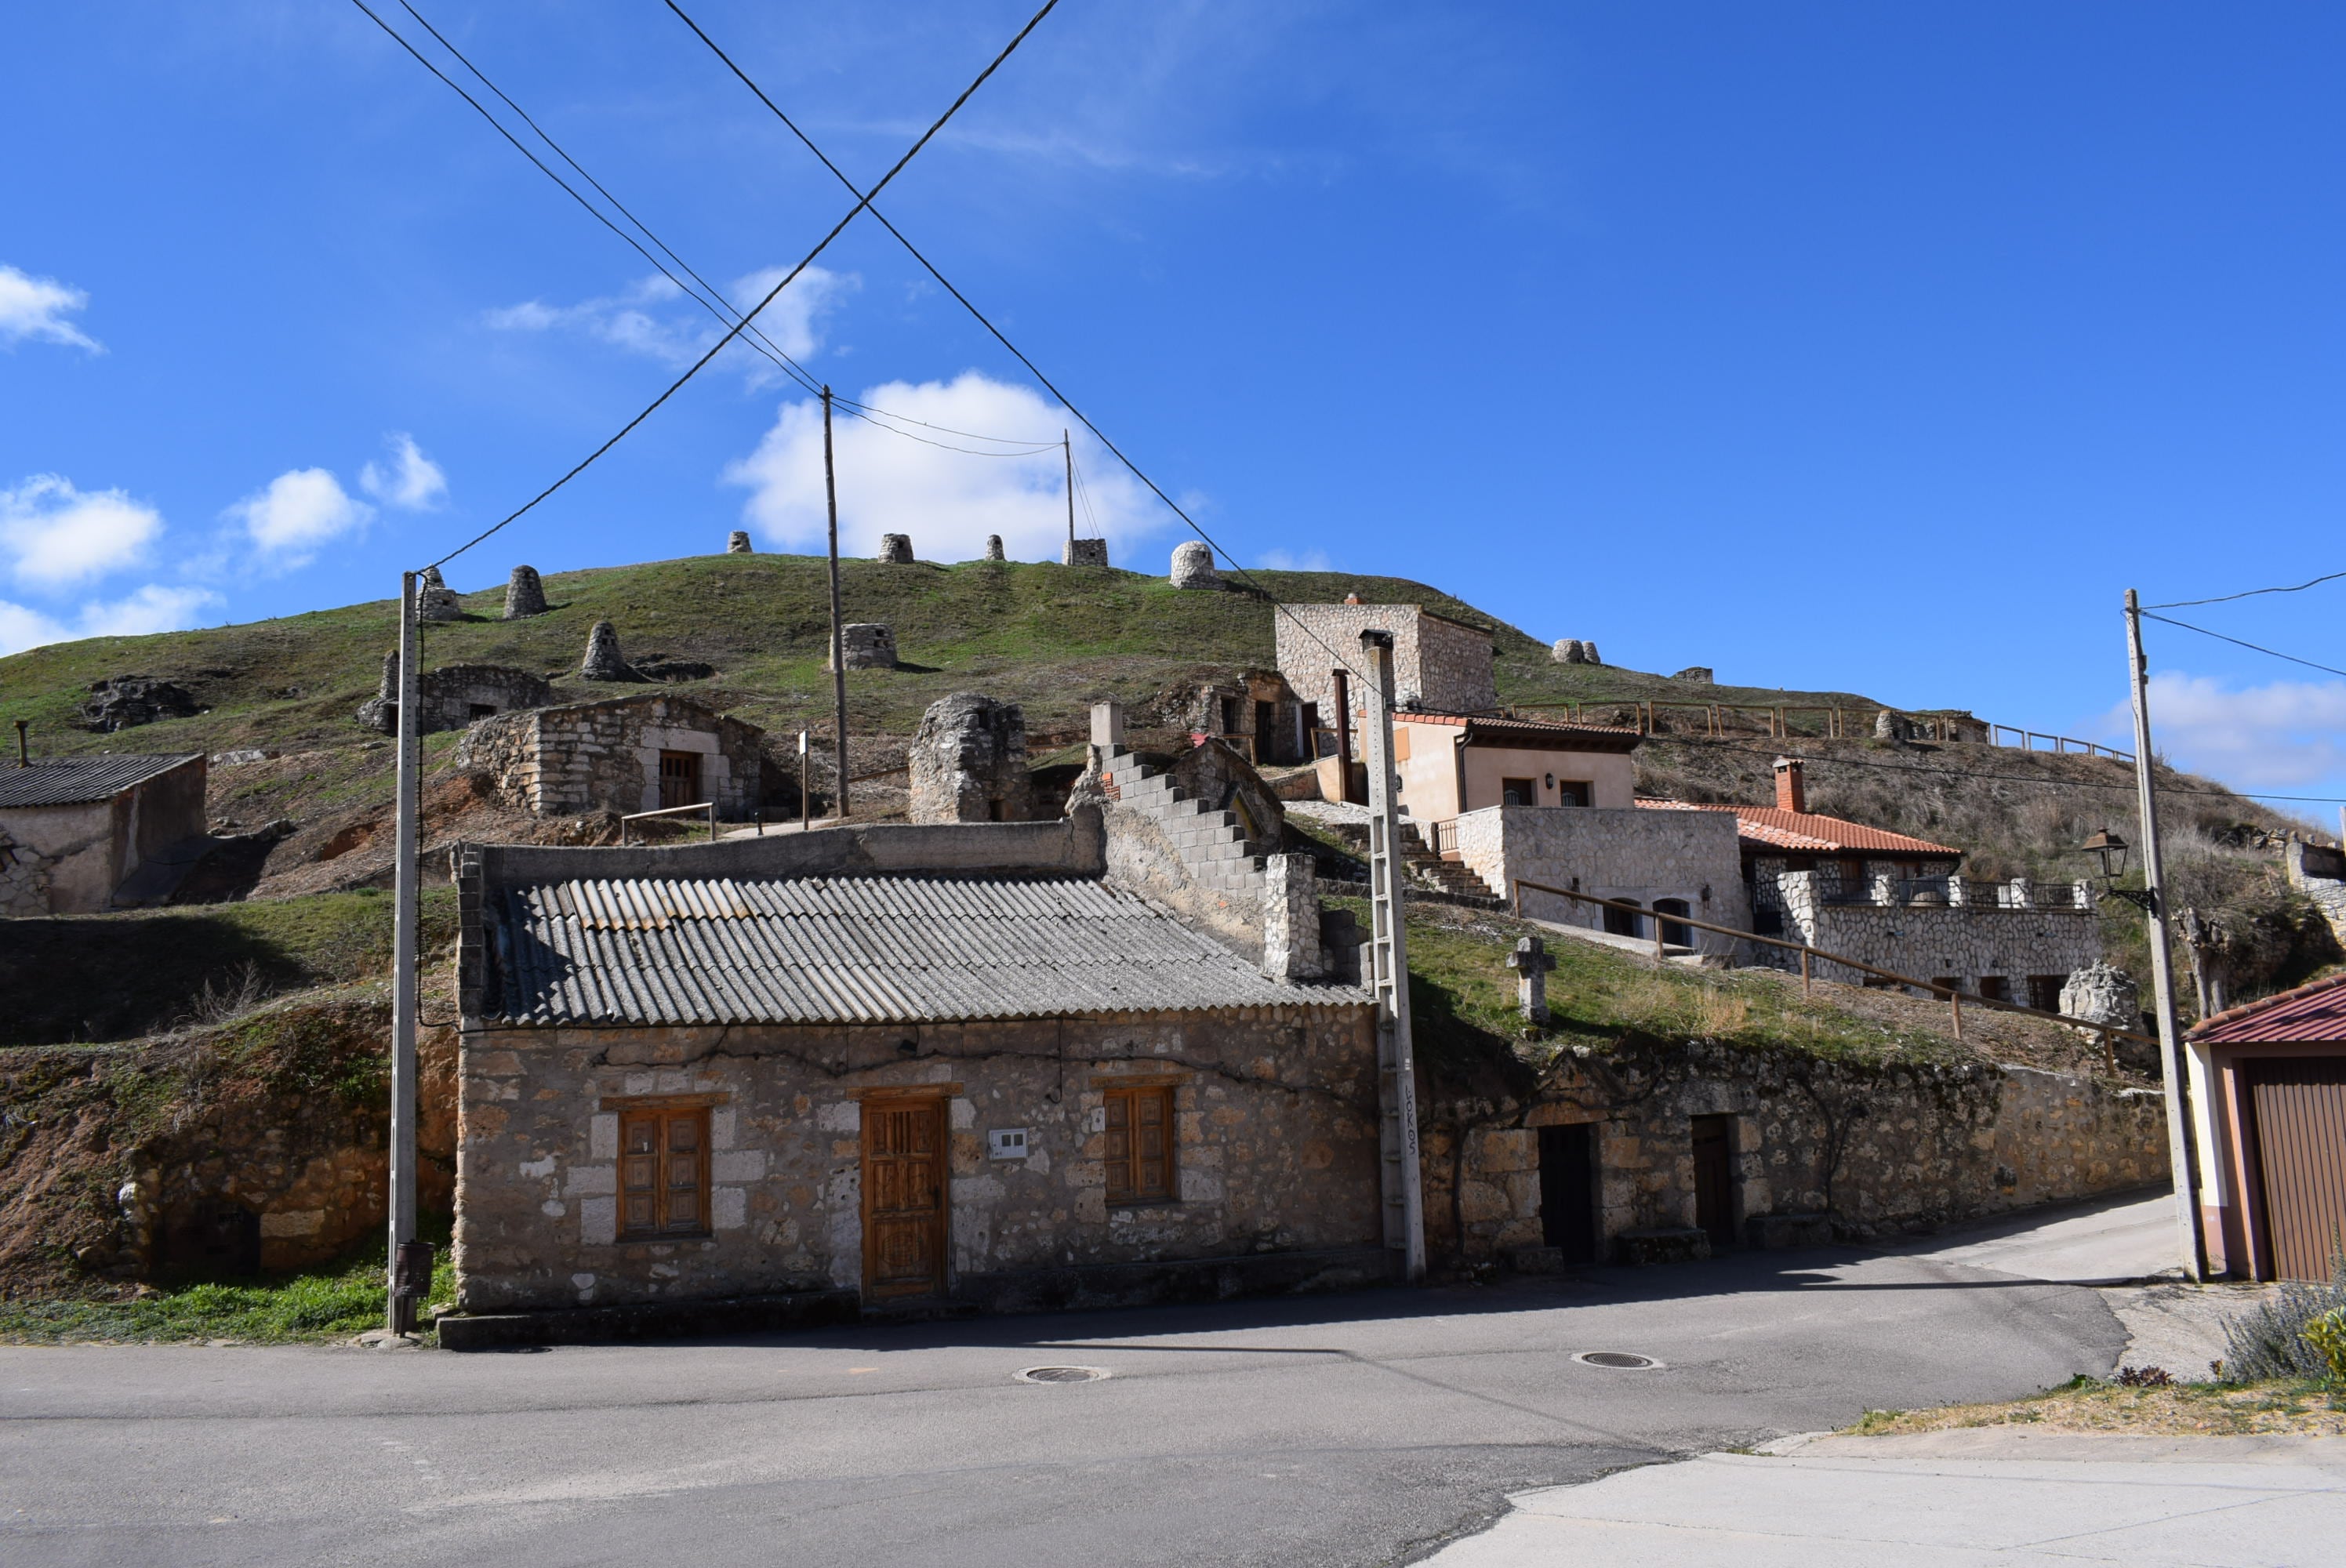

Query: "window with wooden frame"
left=619, top=1105, right=710, bottom=1238
left=1102, top=1084, right=1176, bottom=1206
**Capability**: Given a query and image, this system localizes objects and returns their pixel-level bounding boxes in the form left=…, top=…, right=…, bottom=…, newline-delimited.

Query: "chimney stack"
left=1773, top=755, right=1806, bottom=814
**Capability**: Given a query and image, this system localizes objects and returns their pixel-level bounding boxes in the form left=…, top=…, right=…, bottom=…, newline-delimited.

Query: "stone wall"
left=908, top=693, right=1032, bottom=823
left=358, top=655, right=554, bottom=737
left=1767, top=869, right=2104, bottom=993
left=1164, top=737, right=1287, bottom=858
left=453, top=1006, right=1382, bottom=1313
left=1451, top=805, right=1751, bottom=956
left=453, top=694, right=766, bottom=820
left=0, top=757, right=207, bottom=916
left=1275, top=604, right=1498, bottom=722
left=1425, top=1037, right=2169, bottom=1261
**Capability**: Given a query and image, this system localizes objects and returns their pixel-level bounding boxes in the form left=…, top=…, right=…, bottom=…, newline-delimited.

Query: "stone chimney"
left=1773, top=756, right=1807, bottom=814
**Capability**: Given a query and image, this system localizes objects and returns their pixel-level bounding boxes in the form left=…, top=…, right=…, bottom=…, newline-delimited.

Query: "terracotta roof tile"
left=1639, top=798, right=1961, bottom=858
left=2192, top=973, right=2346, bottom=1044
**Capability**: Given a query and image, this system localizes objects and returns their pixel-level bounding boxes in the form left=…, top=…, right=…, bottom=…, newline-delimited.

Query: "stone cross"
left=1507, top=935, right=1556, bottom=1023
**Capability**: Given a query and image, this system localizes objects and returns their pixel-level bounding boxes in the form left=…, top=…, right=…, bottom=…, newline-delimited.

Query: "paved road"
left=1421, top=1429, right=2346, bottom=1566
left=2, top=1236, right=2130, bottom=1567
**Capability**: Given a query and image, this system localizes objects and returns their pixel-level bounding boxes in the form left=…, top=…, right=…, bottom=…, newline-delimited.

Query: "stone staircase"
left=1400, top=822, right=1505, bottom=906
left=1101, top=750, right=1268, bottom=895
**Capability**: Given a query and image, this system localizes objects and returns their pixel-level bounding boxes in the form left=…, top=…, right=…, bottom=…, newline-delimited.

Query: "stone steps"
left=1104, top=750, right=1267, bottom=898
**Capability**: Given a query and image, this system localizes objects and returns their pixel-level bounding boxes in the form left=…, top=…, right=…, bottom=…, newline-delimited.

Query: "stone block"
left=1616, top=1226, right=1710, bottom=1265
left=829, top=623, right=896, bottom=671
left=1063, top=537, right=1109, bottom=567
left=878, top=533, right=913, bottom=563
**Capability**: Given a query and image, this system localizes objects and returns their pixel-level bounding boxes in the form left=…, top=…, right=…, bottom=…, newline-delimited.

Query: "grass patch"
left=1359, top=898, right=1996, bottom=1069
left=1847, top=1374, right=2346, bottom=1438
left=0, top=887, right=456, bottom=1047
left=0, top=1225, right=455, bottom=1345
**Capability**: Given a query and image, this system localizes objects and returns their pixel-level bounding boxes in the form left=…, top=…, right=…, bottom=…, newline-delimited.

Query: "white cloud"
left=1, top=474, right=163, bottom=587
left=227, top=468, right=375, bottom=569
left=0, top=264, right=102, bottom=353
left=0, top=583, right=221, bottom=657
left=724, top=373, right=1161, bottom=563
left=2102, top=673, right=2346, bottom=790
left=487, top=267, right=855, bottom=386
left=1257, top=548, right=1331, bottom=572
left=359, top=433, right=448, bottom=511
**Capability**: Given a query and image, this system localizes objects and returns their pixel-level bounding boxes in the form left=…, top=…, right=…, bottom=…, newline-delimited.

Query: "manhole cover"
left=1573, top=1351, right=1661, bottom=1370
left=1016, top=1365, right=1110, bottom=1385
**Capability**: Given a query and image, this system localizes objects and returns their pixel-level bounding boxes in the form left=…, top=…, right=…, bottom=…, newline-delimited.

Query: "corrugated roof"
left=1401, top=713, right=1643, bottom=748
left=2193, top=974, right=2346, bottom=1044
left=0, top=754, right=202, bottom=808
left=1640, top=798, right=1961, bottom=858
left=486, top=873, right=1369, bottom=1026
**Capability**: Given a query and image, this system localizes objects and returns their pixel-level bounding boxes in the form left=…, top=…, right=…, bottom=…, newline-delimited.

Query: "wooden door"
left=862, top=1098, right=947, bottom=1298
left=2246, top=1057, right=2346, bottom=1282
left=1692, top=1115, right=1734, bottom=1249
left=659, top=750, right=702, bottom=810
left=1538, top=1123, right=1599, bottom=1265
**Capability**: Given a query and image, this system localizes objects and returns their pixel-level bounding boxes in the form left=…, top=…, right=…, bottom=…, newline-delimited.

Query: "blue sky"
left=4, top=2, right=2343, bottom=814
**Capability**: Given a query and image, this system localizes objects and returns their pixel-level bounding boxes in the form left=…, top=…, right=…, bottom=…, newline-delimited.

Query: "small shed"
left=454, top=691, right=766, bottom=821
left=0, top=753, right=208, bottom=915
left=2192, top=975, right=2346, bottom=1282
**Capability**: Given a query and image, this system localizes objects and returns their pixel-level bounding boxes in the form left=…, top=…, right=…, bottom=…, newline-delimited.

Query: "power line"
left=372, top=0, right=1074, bottom=454
left=2146, top=567, right=2346, bottom=610
left=1645, top=734, right=2346, bottom=806
left=393, top=0, right=1061, bottom=571
left=659, top=0, right=1377, bottom=687
left=2141, top=612, right=2346, bottom=682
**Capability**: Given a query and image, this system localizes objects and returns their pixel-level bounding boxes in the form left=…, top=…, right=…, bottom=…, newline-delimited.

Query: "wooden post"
left=823, top=387, right=849, bottom=820
left=1654, top=910, right=1665, bottom=964
left=798, top=729, right=811, bottom=833
left=1063, top=430, right=1075, bottom=556
left=1800, top=947, right=1811, bottom=999
left=1950, top=987, right=1963, bottom=1041
left=1332, top=666, right=1359, bottom=804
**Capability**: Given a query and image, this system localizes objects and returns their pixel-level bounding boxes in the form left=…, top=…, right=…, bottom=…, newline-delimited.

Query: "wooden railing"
left=1508, top=701, right=2133, bottom=760
left=1507, top=876, right=2151, bottom=1071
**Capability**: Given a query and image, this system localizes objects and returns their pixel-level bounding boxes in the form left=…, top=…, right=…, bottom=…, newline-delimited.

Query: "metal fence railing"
left=619, top=800, right=717, bottom=845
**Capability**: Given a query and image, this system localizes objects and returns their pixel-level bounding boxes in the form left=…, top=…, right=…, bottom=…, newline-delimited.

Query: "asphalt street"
left=1, top=1236, right=2132, bottom=1567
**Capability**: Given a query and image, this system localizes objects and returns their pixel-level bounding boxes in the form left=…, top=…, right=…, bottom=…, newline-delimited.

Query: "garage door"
left=2248, top=1056, right=2346, bottom=1283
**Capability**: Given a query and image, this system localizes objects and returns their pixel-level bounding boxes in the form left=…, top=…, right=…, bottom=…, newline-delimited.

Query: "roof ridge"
left=2191, top=969, right=2346, bottom=1036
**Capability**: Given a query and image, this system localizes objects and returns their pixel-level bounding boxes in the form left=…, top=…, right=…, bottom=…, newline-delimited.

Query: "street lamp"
left=2081, top=829, right=2155, bottom=910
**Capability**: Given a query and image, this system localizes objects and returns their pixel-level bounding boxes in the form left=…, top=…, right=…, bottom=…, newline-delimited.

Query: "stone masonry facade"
left=453, top=1007, right=1382, bottom=1314
left=1451, top=804, right=1752, bottom=956
left=1275, top=603, right=1499, bottom=724
left=453, top=692, right=766, bottom=820
left=1763, top=868, right=2104, bottom=996
left=1428, top=1037, right=2168, bottom=1262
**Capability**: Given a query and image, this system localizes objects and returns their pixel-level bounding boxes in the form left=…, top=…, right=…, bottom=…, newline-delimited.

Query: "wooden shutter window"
left=1103, top=1085, right=1175, bottom=1206
left=619, top=1106, right=710, bottom=1238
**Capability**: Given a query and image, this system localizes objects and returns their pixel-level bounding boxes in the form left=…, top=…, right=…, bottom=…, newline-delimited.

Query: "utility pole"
left=1359, top=631, right=1426, bottom=1283
left=2126, top=588, right=2209, bottom=1281
left=823, top=387, right=848, bottom=822
left=1063, top=430, right=1075, bottom=557
left=387, top=570, right=420, bottom=1331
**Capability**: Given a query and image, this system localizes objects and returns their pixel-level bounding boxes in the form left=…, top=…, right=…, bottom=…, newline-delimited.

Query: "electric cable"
left=659, top=0, right=1376, bottom=686
left=2146, top=568, right=2346, bottom=610
left=1640, top=735, right=2346, bottom=806
left=398, top=0, right=1061, bottom=572
left=2139, top=612, right=2346, bottom=683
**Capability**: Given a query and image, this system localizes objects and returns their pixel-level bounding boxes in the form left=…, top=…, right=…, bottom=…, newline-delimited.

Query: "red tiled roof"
left=2192, top=973, right=2346, bottom=1044
left=1639, top=799, right=1962, bottom=858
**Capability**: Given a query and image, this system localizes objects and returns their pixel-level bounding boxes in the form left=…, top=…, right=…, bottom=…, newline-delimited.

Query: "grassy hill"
left=0, top=552, right=1891, bottom=763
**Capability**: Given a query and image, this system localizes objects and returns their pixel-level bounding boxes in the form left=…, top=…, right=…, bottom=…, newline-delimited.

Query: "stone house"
left=1647, top=759, right=2103, bottom=1003
left=449, top=808, right=1389, bottom=1323
left=2187, top=975, right=2346, bottom=1282
left=356, top=654, right=552, bottom=737
left=1274, top=601, right=1500, bottom=723
left=0, top=753, right=208, bottom=916
left=454, top=691, right=768, bottom=821
left=1184, top=671, right=1310, bottom=766
left=1450, top=803, right=1752, bottom=960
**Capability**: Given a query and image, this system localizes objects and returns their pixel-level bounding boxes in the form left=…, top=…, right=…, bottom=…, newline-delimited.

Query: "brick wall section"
left=1426, top=1037, right=2168, bottom=1260
left=1275, top=604, right=1498, bottom=721
left=454, top=693, right=765, bottom=820
left=452, top=1008, right=1382, bottom=1313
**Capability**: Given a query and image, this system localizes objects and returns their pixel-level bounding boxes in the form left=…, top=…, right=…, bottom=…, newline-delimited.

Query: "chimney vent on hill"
left=1773, top=756, right=1806, bottom=814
